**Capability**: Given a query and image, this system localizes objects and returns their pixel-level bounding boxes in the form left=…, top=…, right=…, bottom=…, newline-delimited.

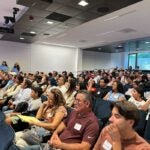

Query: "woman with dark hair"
left=64, top=78, right=76, bottom=107
left=0, top=61, right=9, bottom=72
left=15, top=88, right=67, bottom=148
left=128, top=86, right=150, bottom=111
left=104, top=81, right=126, bottom=101
left=11, top=62, right=20, bottom=74
left=76, top=81, right=87, bottom=91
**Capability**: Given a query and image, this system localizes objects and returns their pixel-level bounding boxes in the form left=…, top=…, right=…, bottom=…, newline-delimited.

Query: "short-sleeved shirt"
left=128, top=97, right=146, bottom=109
left=93, top=127, right=150, bottom=150
left=59, top=110, right=99, bottom=147
left=106, top=91, right=125, bottom=102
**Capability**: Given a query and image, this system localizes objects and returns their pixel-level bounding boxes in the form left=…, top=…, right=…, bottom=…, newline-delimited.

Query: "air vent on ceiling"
left=46, top=12, right=72, bottom=22
left=17, top=0, right=36, bottom=7
left=21, top=32, right=36, bottom=37
left=118, top=28, right=137, bottom=33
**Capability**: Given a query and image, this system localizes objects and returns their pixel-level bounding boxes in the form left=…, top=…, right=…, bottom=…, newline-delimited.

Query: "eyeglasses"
left=74, top=98, right=86, bottom=104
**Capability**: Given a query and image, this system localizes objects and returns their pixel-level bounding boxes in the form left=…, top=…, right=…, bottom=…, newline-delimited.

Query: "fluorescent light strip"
left=20, top=37, right=24, bottom=40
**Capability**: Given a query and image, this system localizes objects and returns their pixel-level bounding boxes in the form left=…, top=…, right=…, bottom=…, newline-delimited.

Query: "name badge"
left=97, top=91, right=100, bottom=94
left=102, top=140, right=112, bottom=150
left=74, top=123, right=82, bottom=131
left=114, top=94, right=119, bottom=99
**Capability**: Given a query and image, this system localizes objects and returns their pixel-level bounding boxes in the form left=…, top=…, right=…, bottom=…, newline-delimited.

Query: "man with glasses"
left=47, top=90, right=99, bottom=150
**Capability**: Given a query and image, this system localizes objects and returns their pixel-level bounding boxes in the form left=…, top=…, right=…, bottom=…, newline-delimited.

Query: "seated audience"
left=15, top=88, right=67, bottom=148
left=5, top=86, right=43, bottom=125
left=2, top=79, right=32, bottom=112
left=23, top=90, right=99, bottom=150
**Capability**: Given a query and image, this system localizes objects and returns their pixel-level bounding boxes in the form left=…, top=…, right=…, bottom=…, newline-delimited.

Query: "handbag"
left=22, top=125, right=51, bottom=145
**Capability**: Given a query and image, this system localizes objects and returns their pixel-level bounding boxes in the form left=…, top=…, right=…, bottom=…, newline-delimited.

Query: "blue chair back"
left=144, top=115, right=150, bottom=142
left=93, top=98, right=112, bottom=130
left=0, top=111, right=20, bottom=150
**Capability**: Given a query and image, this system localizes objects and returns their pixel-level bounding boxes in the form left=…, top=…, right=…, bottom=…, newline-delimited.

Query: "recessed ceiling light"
left=78, top=0, right=89, bottom=7
left=20, top=37, right=24, bottom=40
left=30, top=31, right=36, bottom=34
left=47, top=21, right=54, bottom=24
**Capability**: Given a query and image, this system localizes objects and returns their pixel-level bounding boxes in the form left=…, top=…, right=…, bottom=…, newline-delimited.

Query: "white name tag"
left=102, top=140, right=112, bottom=150
left=74, top=123, right=82, bottom=131
left=114, top=94, right=119, bottom=99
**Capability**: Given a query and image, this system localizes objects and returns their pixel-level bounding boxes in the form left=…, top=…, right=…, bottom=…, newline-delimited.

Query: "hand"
left=42, top=101, right=48, bottom=107
left=49, top=134, right=62, bottom=149
left=8, top=100, right=13, bottom=105
left=9, top=104, right=15, bottom=109
left=106, top=124, right=121, bottom=142
left=49, top=131, right=58, bottom=145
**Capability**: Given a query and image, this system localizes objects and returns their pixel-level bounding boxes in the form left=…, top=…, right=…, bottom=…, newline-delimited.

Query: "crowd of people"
left=0, top=61, right=150, bottom=149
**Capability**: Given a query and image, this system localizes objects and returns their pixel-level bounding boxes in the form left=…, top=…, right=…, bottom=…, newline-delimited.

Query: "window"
left=128, top=53, right=137, bottom=69
left=137, top=52, right=150, bottom=70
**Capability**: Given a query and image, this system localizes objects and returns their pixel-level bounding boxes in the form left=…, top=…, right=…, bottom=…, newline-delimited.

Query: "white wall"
left=0, top=40, right=129, bottom=73
left=82, top=51, right=111, bottom=70
left=82, top=50, right=129, bottom=70
left=0, top=41, right=31, bottom=72
left=0, top=41, right=77, bottom=73
left=110, top=53, right=123, bottom=68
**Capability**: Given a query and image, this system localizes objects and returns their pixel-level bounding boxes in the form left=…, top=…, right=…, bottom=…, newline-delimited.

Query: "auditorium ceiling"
left=1, top=0, right=150, bottom=53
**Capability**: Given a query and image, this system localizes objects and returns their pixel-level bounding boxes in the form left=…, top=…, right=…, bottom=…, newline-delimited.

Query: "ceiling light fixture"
left=78, top=0, right=89, bottom=7
left=47, top=21, right=54, bottom=24
left=30, top=31, right=36, bottom=34
left=20, top=37, right=24, bottom=40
